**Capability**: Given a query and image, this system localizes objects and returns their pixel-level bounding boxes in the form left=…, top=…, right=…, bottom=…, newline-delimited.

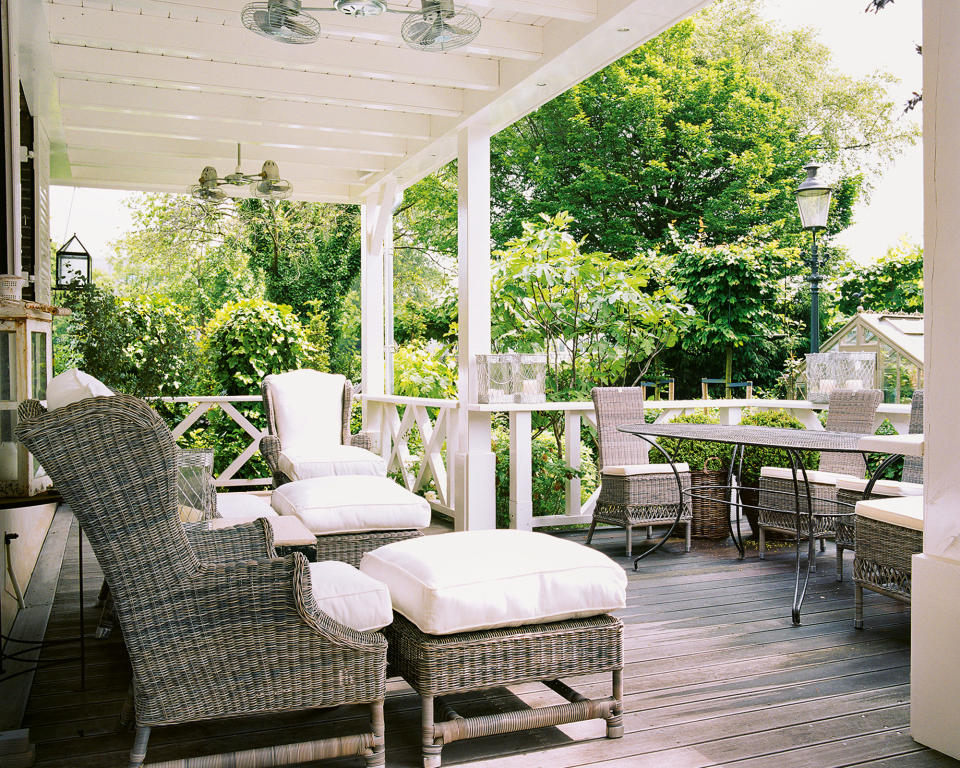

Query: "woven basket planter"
left=689, top=457, right=730, bottom=539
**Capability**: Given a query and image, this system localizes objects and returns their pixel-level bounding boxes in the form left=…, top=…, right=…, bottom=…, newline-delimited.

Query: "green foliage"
left=493, top=425, right=599, bottom=528
left=656, top=412, right=735, bottom=471
left=738, top=409, right=818, bottom=484
left=204, top=298, right=314, bottom=395
left=836, top=241, right=923, bottom=317
left=393, top=340, right=458, bottom=399
left=302, top=300, right=332, bottom=372
left=866, top=418, right=904, bottom=481
left=490, top=22, right=818, bottom=257
left=492, top=213, right=693, bottom=398
left=56, top=284, right=204, bottom=397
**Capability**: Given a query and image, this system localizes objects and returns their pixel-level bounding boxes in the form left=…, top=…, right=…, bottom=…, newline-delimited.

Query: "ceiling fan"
left=241, top=0, right=481, bottom=52
left=188, top=144, right=293, bottom=203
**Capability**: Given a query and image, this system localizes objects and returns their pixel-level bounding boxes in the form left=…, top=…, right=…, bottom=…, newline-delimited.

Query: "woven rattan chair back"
left=902, top=389, right=924, bottom=484
left=261, top=368, right=353, bottom=447
left=818, top=388, right=882, bottom=477
left=591, top=387, right=649, bottom=468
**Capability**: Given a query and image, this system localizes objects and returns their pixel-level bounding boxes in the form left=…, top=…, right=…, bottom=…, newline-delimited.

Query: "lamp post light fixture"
left=795, top=162, right=833, bottom=353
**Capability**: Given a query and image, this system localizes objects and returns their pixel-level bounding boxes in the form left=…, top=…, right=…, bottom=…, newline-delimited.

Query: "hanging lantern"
left=55, top=234, right=92, bottom=290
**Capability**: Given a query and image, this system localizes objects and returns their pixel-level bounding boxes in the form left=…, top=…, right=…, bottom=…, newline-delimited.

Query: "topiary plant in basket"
left=737, top=409, right=819, bottom=537
left=657, top=413, right=736, bottom=539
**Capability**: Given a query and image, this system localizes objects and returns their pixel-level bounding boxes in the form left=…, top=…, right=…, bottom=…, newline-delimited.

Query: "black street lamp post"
left=795, top=162, right=833, bottom=353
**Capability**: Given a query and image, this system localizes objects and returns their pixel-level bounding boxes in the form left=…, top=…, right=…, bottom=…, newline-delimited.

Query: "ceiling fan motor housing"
left=334, top=0, right=388, bottom=16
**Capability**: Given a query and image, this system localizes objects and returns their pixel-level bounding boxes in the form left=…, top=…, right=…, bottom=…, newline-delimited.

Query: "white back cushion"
left=264, top=369, right=346, bottom=451
left=47, top=369, right=114, bottom=410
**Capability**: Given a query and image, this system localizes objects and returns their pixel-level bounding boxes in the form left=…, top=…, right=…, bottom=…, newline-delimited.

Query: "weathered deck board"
left=18, top=518, right=960, bottom=768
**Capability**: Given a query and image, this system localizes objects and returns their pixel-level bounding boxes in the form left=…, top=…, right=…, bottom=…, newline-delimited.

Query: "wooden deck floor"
left=20, top=517, right=960, bottom=768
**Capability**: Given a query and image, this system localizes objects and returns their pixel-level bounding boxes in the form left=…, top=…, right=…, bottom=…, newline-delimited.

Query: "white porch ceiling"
left=25, top=0, right=711, bottom=202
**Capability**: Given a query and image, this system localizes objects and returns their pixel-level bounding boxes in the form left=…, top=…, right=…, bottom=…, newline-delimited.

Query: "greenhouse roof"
left=823, top=312, right=924, bottom=366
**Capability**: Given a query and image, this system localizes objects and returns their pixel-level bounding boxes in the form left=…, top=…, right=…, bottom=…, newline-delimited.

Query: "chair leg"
left=646, top=526, right=653, bottom=539
left=118, top=684, right=135, bottom=731
left=365, top=699, right=386, bottom=767
left=836, top=545, right=845, bottom=582
left=422, top=694, right=441, bottom=768
left=128, top=726, right=150, bottom=768
left=819, top=536, right=826, bottom=553
left=625, top=525, right=632, bottom=558
left=685, top=520, right=691, bottom=553
left=607, top=668, right=624, bottom=739
left=585, top=519, right=597, bottom=546
left=855, top=584, right=864, bottom=630
left=758, top=525, right=765, bottom=559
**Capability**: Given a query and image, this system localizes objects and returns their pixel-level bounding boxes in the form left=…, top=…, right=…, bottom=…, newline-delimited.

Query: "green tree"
left=835, top=241, right=923, bottom=317
left=491, top=213, right=693, bottom=399
left=204, top=297, right=315, bottom=395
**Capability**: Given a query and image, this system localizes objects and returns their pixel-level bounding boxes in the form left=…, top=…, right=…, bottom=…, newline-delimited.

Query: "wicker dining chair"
left=261, top=369, right=383, bottom=487
left=587, top=387, right=692, bottom=557
left=17, top=395, right=387, bottom=768
left=757, top=388, right=882, bottom=567
left=835, top=389, right=924, bottom=581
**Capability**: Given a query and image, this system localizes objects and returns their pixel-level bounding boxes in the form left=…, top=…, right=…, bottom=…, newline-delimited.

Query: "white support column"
left=565, top=411, right=582, bottom=518
left=509, top=410, right=533, bottom=531
left=1, top=0, right=22, bottom=275
left=454, top=124, right=495, bottom=531
left=912, top=1, right=960, bottom=758
left=360, top=176, right=396, bottom=431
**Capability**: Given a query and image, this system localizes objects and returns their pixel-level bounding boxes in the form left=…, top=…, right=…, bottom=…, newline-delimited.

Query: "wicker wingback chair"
left=260, top=369, right=383, bottom=487
left=17, top=395, right=387, bottom=768
left=901, top=388, right=925, bottom=484
left=587, top=387, right=692, bottom=557
left=757, top=388, right=882, bottom=566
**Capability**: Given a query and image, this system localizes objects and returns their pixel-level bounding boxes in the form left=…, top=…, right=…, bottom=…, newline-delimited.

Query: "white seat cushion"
left=46, top=368, right=113, bottom=410
left=602, top=462, right=689, bottom=477
left=760, top=466, right=852, bottom=485
left=264, top=369, right=346, bottom=452
left=855, top=495, right=924, bottom=532
left=272, top=475, right=431, bottom=534
left=278, top=445, right=387, bottom=481
left=359, top=530, right=627, bottom=636
left=835, top=476, right=923, bottom=497
left=216, top=492, right=278, bottom=518
left=307, top=561, right=392, bottom=632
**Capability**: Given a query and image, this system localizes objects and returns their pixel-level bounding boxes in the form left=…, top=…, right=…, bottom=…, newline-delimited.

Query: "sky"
left=49, top=0, right=924, bottom=269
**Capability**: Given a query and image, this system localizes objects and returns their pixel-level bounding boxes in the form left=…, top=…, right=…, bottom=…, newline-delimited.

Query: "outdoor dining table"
left=618, top=422, right=881, bottom=625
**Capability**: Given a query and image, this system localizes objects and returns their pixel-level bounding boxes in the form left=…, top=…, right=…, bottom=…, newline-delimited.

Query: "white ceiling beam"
left=54, top=0, right=544, bottom=61
left=47, top=5, right=500, bottom=91
left=60, top=107, right=415, bottom=157
left=66, top=148, right=374, bottom=185
left=467, top=0, right=596, bottom=23
left=58, top=79, right=440, bottom=140
left=55, top=176, right=355, bottom=204
left=50, top=43, right=465, bottom=116
left=63, top=129, right=390, bottom=172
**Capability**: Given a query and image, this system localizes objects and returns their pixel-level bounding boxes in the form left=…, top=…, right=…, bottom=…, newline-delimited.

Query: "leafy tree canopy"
left=835, top=240, right=923, bottom=317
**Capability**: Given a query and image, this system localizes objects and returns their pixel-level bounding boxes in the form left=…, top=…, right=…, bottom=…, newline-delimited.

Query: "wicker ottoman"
left=854, top=495, right=924, bottom=629
left=272, top=475, right=432, bottom=566
left=361, top=530, right=625, bottom=768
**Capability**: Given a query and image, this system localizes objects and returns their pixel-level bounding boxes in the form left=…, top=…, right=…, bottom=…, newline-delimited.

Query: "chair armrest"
left=184, top=518, right=275, bottom=563
left=259, top=434, right=293, bottom=487
left=348, top=430, right=380, bottom=454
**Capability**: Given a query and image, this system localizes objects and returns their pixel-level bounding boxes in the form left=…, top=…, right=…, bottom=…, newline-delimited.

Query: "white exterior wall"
left=911, top=0, right=960, bottom=757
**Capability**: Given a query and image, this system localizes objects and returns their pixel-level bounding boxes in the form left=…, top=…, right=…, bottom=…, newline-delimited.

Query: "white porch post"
left=912, top=0, right=960, bottom=758
left=454, top=124, right=496, bottom=531
left=360, top=176, right=396, bottom=433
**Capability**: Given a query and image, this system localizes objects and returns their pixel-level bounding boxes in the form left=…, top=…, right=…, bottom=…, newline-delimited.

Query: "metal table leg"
left=789, top=451, right=816, bottom=626
left=632, top=436, right=687, bottom=569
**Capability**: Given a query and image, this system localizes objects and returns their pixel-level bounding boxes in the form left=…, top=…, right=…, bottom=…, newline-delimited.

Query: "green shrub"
left=394, top=340, right=457, bottom=400
left=656, top=412, right=735, bottom=471
left=204, top=297, right=314, bottom=395
left=738, top=409, right=818, bottom=484
left=867, top=418, right=904, bottom=481
left=493, top=426, right=599, bottom=528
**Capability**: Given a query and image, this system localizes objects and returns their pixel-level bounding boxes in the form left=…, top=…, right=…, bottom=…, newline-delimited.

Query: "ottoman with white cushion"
left=834, top=476, right=923, bottom=582
left=272, top=475, right=432, bottom=566
left=360, top=530, right=626, bottom=768
left=853, top=495, right=923, bottom=628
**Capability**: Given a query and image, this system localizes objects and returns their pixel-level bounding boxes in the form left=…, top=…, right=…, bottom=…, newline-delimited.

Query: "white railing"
left=365, top=395, right=912, bottom=532
left=155, top=395, right=270, bottom=488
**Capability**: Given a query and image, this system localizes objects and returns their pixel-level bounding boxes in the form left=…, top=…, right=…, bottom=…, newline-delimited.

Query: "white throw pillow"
left=360, top=529, right=627, bottom=635
left=46, top=368, right=114, bottom=410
